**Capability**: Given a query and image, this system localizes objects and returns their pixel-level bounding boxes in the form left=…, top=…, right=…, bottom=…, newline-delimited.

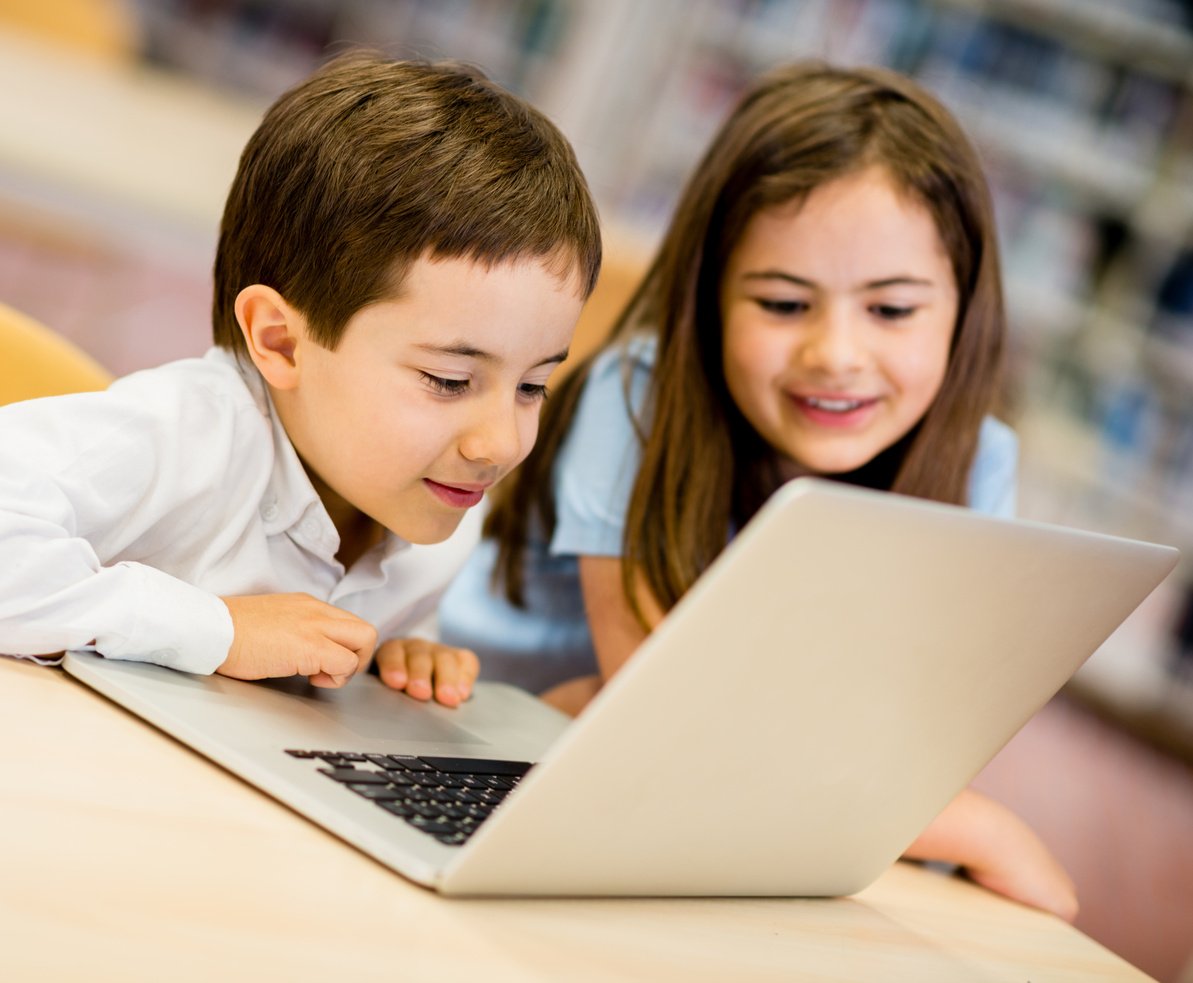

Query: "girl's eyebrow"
left=741, top=271, right=936, bottom=289
left=414, top=342, right=570, bottom=368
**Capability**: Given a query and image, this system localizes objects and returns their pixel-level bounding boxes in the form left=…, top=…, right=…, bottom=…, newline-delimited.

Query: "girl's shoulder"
left=581, top=332, right=657, bottom=415
left=969, top=416, right=1019, bottom=517
left=976, top=415, right=1018, bottom=460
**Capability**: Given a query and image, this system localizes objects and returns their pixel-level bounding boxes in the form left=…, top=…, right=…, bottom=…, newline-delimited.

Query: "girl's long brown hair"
left=488, top=61, right=1006, bottom=624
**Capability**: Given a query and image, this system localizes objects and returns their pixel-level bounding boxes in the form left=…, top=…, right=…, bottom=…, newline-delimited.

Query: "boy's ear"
left=235, top=284, right=305, bottom=391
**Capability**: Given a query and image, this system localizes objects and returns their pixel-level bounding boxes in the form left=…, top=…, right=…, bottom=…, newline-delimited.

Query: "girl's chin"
left=776, top=444, right=881, bottom=479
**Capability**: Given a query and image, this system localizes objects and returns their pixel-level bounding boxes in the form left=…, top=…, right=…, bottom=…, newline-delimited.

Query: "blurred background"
left=0, top=0, right=1190, bottom=978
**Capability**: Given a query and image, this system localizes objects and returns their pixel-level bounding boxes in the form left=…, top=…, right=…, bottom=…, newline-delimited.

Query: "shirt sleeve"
left=0, top=368, right=248, bottom=675
left=549, top=340, right=653, bottom=558
left=967, top=416, right=1019, bottom=518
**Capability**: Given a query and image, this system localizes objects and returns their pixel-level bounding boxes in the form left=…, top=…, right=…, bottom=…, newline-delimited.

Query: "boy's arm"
left=0, top=376, right=398, bottom=686
left=0, top=412, right=233, bottom=672
left=0, top=376, right=255, bottom=674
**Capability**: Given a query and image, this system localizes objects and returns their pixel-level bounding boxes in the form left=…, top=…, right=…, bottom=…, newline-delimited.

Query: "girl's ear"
left=235, top=284, right=305, bottom=391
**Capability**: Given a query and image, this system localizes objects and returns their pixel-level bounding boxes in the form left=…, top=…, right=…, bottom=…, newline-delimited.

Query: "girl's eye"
left=872, top=304, right=915, bottom=321
left=420, top=372, right=470, bottom=396
left=518, top=382, right=551, bottom=402
left=755, top=298, right=807, bottom=316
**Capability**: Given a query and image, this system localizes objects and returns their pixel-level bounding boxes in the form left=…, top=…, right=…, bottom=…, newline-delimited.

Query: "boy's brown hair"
left=490, top=61, right=1007, bottom=622
left=213, top=50, right=601, bottom=355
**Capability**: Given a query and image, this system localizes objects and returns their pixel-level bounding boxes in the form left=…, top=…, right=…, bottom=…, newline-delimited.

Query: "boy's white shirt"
left=0, top=348, right=481, bottom=674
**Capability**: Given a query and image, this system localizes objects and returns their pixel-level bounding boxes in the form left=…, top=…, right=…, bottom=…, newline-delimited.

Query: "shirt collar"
left=206, top=347, right=410, bottom=563
left=206, top=348, right=331, bottom=543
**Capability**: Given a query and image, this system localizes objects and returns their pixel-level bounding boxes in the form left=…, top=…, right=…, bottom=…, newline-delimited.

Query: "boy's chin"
left=384, top=512, right=468, bottom=546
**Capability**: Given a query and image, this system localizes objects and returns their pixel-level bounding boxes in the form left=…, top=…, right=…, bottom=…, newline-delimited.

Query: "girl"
left=437, top=61, right=1076, bottom=919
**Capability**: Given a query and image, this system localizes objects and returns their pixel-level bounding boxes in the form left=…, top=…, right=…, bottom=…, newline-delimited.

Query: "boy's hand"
left=218, top=593, right=377, bottom=688
left=373, top=638, right=479, bottom=708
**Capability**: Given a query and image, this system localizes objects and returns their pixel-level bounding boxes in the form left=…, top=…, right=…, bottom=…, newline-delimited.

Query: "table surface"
left=0, top=656, right=1153, bottom=983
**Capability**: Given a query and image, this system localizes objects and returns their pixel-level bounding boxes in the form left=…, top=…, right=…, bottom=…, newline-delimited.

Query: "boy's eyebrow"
left=742, top=271, right=935, bottom=289
left=414, top=342, right=570, bottom=367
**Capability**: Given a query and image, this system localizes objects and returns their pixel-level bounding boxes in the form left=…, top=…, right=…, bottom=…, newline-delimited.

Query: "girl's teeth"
left=806, top=397, right=862, bottom=412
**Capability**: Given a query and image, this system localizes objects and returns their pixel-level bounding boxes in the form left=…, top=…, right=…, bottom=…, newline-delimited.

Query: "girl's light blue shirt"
left=439, top=336, right=1018, bottom=693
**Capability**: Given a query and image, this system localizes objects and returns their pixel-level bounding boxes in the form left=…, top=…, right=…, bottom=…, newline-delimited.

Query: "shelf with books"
left=13, top=0, right=1193, bottom=742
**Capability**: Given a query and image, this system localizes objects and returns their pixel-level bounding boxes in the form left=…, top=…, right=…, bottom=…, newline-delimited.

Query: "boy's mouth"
left=423, top=478, right=488, bottom=509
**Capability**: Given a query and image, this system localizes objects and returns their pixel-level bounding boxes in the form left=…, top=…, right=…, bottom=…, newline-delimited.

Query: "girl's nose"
left=798, top=309, right=865, bottom=376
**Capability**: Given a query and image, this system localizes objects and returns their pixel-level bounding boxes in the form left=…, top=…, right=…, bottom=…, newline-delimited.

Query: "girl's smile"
left=787, top=390, right=882, bottom=428
left=720, top=165, right=958, bottom=477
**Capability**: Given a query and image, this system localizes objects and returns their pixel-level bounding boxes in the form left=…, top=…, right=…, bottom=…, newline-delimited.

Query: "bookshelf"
left=70, top=0, right=1193, bottom=755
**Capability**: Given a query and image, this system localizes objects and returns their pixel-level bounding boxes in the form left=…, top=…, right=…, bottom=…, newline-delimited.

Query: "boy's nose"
left=459, top=402, right=523, bottom=468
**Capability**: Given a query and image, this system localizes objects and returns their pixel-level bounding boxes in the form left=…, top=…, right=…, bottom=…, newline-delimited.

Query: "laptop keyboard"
left=285, top=749, right=532, bottom=846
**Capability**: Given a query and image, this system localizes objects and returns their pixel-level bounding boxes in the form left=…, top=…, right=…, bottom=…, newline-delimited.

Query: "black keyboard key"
left=348, top=784, right=406, bottom=801
left=418, top=756, right=532, bottom=776
left=319, top=767, right=389, bottom=784
left=298, top=749, right=523, bottom=848
left=409, top=818, right=456, bottom=834
left=387, top=755, right=434, bottom=771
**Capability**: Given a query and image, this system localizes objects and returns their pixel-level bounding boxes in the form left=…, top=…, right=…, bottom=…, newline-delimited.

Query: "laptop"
left=62, top=477, right=1179, bottom=897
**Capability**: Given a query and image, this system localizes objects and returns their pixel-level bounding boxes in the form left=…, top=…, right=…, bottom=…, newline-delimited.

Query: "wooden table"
left=0, top=657, right=1152, bottom=982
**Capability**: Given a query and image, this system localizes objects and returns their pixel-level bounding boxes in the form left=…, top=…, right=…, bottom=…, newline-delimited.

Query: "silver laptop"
left=62, top=477, right=1178, bottom=897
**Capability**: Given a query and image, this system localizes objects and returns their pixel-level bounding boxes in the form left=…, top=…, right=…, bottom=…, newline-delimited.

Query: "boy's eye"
left=420, top=371, right=470, bottom=396
left=872, top=304, right=915, bottom=320
left=518, top=382, right=551, bottom=402
left=755, top=298, right=807, bottom=316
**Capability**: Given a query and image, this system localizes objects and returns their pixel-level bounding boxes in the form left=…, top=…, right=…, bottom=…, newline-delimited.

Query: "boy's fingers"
left=458, top=648, right=480, bottom=687
left=436, top=647, right=479, bottom=705
left=320, top=613, right=378, bottom=674
left=375, top=640, right=409, bottom=690
left=371, top=639, right=478, bottom=706
left=404, top=642, right=435, bottom=701
left=297, top=641, right=358, bottom=683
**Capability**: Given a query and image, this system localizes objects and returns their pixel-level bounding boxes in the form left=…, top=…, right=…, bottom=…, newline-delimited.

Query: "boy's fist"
left=218, top=593, right=377, bottom=688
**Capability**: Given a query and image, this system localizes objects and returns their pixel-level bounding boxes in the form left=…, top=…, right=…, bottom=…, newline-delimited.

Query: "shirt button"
left=262, top=503, right=280, bottom=522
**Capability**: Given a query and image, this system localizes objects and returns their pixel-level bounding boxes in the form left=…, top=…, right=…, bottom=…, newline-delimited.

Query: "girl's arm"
left=540, top=554, right=659, bottom=714
left=904, top=787, right=1078, bottom=921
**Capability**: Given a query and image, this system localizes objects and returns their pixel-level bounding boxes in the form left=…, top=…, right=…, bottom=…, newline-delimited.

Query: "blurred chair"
left=551, top=250, right=645, bottom=383
left=0, top=301, right=111, bottom=406
left=0, top=0, right=140, bottom=62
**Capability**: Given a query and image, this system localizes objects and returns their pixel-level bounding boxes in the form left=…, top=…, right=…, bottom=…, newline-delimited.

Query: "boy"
left=0, top=52, right=601, bottom=705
